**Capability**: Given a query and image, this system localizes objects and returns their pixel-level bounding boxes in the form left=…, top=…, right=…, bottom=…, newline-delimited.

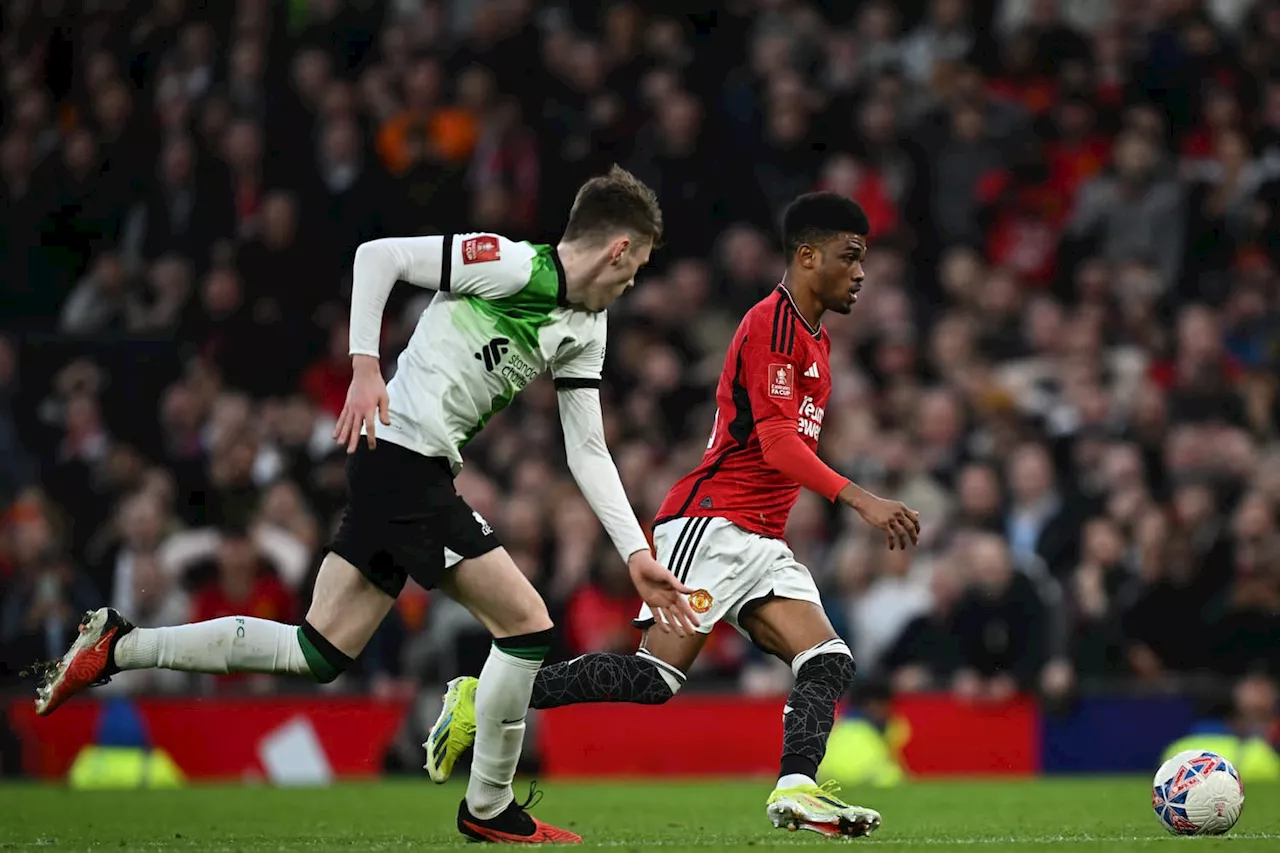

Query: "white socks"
left=113, top=617, right=312, bottom=676
left=466, top=634, right=551, bottom=819
left=777, top=773, right=817, bottom=791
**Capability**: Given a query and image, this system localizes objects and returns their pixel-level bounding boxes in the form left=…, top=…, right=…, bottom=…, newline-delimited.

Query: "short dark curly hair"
left=563, top=165, right=664, bottom=245
left=781, top=192, right=870, bottom=257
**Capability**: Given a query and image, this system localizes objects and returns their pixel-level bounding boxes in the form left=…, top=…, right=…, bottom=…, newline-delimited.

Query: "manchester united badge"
left=688, top=589, right=713, bottom=614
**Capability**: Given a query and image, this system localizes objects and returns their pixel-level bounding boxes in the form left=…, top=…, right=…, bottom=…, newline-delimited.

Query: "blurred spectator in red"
left=563, top=559, right=642, bottom=657
left=189, top=525, right=296, bottom=691
left=818, top=153, right=899, bottom=238
left=303, top=321, right=355, bottom=420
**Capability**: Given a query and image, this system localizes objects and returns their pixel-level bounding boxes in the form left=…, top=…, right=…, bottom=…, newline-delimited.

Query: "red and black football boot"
left=457, top=784, right=582, bottom=844
left=35, top=607, right=134, bottom=716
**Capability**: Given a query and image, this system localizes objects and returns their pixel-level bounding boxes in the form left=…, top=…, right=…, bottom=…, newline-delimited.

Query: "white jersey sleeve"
left=552, top=315, right=647, bottom=561
left=549, top=315, right=606, bottom=389
left=348, top=234, right=535, bottom=358
left=558, top=386, right=651, bottom=562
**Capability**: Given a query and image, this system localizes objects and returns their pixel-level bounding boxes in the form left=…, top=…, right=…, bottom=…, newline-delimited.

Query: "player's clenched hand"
left=627, top=551, right=701, bottom=637
left=839, top=484, right=921, bottom=551
left=334, top=355, right=391, bottom=454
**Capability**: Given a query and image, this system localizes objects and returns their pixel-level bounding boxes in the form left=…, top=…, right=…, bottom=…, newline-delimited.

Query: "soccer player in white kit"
left=32, top=166, right=700, bottom=844
left=427, top=193, right=921, bottom=840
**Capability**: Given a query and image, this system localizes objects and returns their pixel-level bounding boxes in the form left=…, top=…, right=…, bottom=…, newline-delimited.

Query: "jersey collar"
left=551, top=247, right=570, bottom=307
left=775, top=284, right=822, bottom=338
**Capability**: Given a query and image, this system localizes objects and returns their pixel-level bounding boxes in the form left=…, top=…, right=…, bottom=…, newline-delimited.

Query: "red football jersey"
left=656, top=285, right=832, bottom=540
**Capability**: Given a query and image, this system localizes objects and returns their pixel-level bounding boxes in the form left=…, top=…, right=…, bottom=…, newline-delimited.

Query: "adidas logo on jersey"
left=474, top=337, right=510, bottom=372
left=804, top=362, right=820, bottom=379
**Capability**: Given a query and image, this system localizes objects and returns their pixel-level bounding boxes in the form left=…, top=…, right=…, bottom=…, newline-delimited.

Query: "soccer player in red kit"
left=429, top=193, right=920, bottom=838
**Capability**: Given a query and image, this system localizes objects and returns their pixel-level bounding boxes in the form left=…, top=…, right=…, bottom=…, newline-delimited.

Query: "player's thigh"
left=430, top=487, right=547, bottom=638
left=324, top=442, right=456, bottom=639
left=638, top=626, right=708, bottom=674
left=442, top=548, right=551, bottom=638
left=733, top=555, right=838, bottom=662
left=305, top=553, right=396, bottom=658
left=738, top=595, right=839, bottom=664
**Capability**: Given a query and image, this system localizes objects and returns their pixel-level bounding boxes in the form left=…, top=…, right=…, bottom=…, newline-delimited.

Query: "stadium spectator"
left=880, top=556, right=965, bottom=693
left=950, top=534, right=1050, bottom=700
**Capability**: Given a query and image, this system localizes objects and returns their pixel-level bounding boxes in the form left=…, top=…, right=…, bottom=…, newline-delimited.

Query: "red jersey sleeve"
left=741, top=339, right=802, bottom=427
left=741, top=336, right=850, bottom=503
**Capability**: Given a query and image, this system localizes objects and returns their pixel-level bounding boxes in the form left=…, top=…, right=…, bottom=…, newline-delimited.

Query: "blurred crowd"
left=1, top=0, right=1279, bottom=719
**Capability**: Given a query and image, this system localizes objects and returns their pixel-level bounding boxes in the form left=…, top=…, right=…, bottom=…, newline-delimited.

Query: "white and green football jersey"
left=349, top=233, right=606, bottom=472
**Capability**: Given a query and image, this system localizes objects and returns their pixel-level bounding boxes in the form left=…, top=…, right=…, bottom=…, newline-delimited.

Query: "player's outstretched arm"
left=757, top=422, right=919, bottom=550
left=835, top=481, right=921, bottom=551
left=556, top=385, right=700, bottom=635
left=739, top=338, right=920, bottom=550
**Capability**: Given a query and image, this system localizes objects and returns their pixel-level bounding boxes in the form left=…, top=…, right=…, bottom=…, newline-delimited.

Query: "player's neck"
left=555, top=240, right=604, bottom=306
left=781, top=275, right=825, bottom=330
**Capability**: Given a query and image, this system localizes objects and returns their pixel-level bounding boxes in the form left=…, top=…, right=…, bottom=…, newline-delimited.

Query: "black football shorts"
left=327, top=440, right=500, bottom=597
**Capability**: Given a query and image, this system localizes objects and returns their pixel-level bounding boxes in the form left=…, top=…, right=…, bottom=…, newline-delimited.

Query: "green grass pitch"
left=0, top=778, right=1277, bottom=851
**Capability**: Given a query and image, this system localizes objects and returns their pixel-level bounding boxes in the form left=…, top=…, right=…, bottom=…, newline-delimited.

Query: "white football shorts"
left=634, top=515, right=822, bottom=636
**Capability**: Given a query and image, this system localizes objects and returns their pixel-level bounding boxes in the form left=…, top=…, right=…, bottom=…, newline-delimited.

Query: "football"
left=1151, top=749, right=1245, bottom=836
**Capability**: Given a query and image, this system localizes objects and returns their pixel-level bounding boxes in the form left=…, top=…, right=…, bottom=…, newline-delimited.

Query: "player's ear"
left=797, top=244, right=818, bottom=269
left=609, top=237, right=631, bottom=266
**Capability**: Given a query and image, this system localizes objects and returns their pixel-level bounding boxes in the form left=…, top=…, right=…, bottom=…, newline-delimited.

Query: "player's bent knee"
left=791, top=639, right=856, bottom=687
left=494, top=600, right=553, bottom=638
left=637, top=647, right=686, bottom=701
left=453, top=549, right=554, bottom=637
left=298, top=621, right=354, bottom=684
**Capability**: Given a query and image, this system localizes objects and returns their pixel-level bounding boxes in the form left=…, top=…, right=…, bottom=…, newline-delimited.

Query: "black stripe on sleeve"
left=554, top=377, right=602, bottom=390
left=438, top=234, right=454, bottom=291
left=770, top=296, right=785, bottom=353
left=785, top=308, right=796, bottom=355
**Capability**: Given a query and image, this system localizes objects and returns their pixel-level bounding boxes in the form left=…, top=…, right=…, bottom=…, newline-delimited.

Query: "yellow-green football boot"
left=766, top=779, right=882, bottom=838
left=424, top=676, right=478, bottom=783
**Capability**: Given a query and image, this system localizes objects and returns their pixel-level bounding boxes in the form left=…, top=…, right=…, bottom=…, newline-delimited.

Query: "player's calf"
left=778, top=639, right=856, bottom=788
left=110, top=617, right=353, bottom=682
left=530, top=648, right=685, bottom=709
left=425, top=648, right=687, bottom=786
left=768, top=639, right=879, bottom=838
left=467, top=628, right=556, bottom=819
left=35, top=610, right=356, bottom=716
